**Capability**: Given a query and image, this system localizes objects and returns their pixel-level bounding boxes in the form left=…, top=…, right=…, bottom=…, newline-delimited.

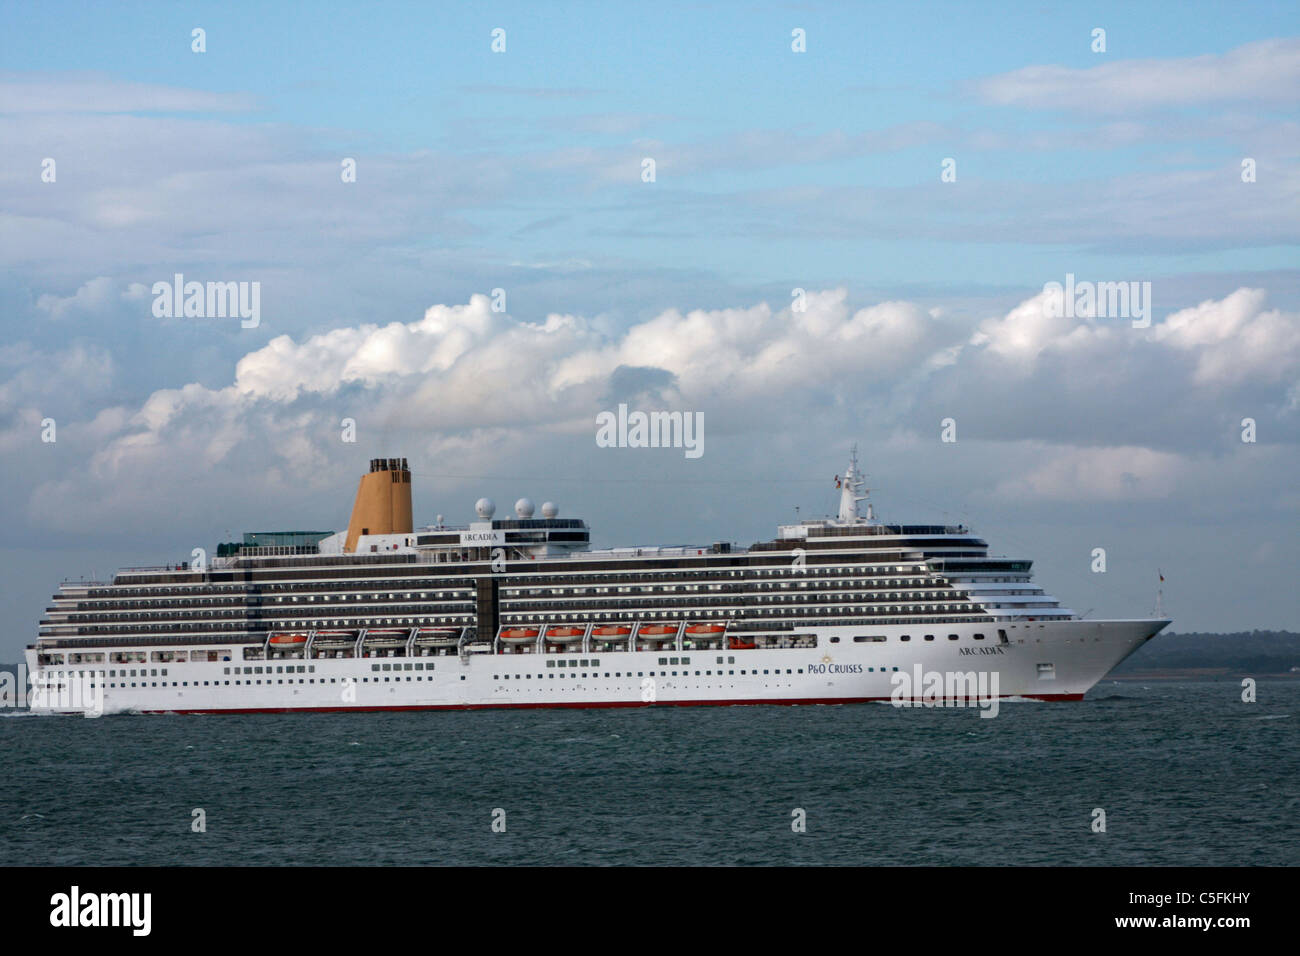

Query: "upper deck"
left=34, top=449, right=1073, bottom=651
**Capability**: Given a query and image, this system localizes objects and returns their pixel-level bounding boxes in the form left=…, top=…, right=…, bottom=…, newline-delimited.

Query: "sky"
left=0, top=0, right=1297, bottom=658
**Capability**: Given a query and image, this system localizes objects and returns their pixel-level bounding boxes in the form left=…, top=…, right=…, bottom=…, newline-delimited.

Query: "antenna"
left=837, top=443, right=873, bottom=524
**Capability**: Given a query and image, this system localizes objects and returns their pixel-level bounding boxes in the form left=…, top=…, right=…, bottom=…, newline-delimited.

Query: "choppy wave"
left=1, top=680, right=1296, bottom=866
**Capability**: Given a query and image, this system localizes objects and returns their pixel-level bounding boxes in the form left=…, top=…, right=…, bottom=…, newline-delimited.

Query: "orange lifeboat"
left=269, top=633, right=308, bottom=646
left=546, top=626, right=585, bottom=638
left=592, top=625, right=632, bottom=638
left=639, top=624, right=677, bottom=637
left=728, top=636, right=757, bottom=650
left=685, top=624, right=726, bottom=636
left=500, top=627, right=540, bottom=643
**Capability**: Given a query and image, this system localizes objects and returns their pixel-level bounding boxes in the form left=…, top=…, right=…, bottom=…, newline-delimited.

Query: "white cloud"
left=0, top=72, right=257, bottom=113
left=967, top=288, right=1115, bottom=368
left=976, top=38, right=1300, bottom=112
left=36, top=276, right=118, bottom=319
left=1152, top=288, right=1300, bottom=385
left=992, top=444, right=1184, bottom=501
left=9, top=285, right=1299, bottom=534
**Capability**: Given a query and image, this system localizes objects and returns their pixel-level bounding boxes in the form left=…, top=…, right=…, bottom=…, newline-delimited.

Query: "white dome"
left=541, top=501, right=558, bottom=519
left=514, top=497, right=535, bottom=518
left=475, top=497, right=496, bottom=519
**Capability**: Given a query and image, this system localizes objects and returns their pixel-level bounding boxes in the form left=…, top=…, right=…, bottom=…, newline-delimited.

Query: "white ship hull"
left=24, top=618, right=1168, bottom=715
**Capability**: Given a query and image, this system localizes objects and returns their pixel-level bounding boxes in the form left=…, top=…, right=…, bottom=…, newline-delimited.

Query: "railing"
left=575, top=545, right=732, bottom=560
left=117, top=566, right=202, bottom=573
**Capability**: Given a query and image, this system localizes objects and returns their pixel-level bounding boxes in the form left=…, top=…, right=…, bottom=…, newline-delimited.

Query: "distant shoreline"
left=1109, top=630, right=1298, bottom=678
left=1110, top=669, right=1300, bottom=681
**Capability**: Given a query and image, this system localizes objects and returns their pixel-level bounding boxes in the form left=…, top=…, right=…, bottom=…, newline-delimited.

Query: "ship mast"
left=837, top=444, right=874, bottom=524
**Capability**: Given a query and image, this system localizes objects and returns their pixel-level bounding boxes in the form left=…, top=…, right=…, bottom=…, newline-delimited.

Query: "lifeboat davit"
left=364, top=629, right=407, bottom=644
left=268, top=633, right=308, bottom=646
left=592, top=625, right=632, bottom=638
left=312, top=630, right=357, bottom=646
left=500, top=627, right=541, bottom=643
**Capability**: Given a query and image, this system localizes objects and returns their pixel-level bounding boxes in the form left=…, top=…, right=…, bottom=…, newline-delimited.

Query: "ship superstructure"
left=26, top=452, right=1168, bottom=714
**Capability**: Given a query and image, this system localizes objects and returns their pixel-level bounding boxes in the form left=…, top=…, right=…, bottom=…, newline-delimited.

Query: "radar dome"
left=475, top=497, right=496, bottom=519
left=541, top=501, right=558, bottom=519
left=514, top=497, right=535, bottom=518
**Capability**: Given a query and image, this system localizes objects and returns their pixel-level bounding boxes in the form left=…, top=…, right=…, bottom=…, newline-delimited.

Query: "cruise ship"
left=25, top=452, right=1169, bottom=714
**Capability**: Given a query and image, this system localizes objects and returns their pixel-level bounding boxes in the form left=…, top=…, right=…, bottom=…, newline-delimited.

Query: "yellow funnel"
left=344, top=458, right=413, bottom=553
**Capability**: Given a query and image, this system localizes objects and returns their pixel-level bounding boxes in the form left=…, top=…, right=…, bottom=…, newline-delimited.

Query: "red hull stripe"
left=142, top=693, right=1085, bottom=715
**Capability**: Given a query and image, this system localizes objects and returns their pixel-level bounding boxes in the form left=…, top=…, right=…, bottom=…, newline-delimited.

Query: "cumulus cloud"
left=35, top=276, right=118, bottom=319
left=967, top=287, right=1116, bottom=368
left=0, top=341, right=114, bottom=409
left=7, top=283, right=1295, bottom=537
left=101, top=289, right=944, bottom=442
left=1152, top=288, right=1300, bottom=386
